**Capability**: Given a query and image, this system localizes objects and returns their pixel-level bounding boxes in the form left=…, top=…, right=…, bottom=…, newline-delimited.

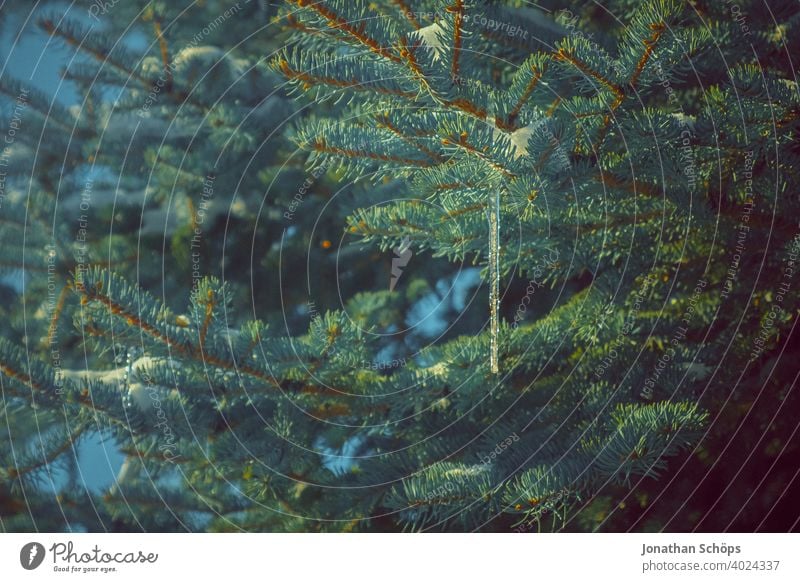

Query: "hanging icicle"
left=489, top=188, right=500, bottom=373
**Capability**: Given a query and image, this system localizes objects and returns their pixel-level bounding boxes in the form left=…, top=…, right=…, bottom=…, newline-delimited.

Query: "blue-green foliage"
left=0, top=0, right=798, bottom=531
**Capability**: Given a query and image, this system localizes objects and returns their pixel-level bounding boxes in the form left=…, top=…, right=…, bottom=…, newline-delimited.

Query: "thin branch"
left=310, top=137, right=435, bottom=167
left=392, top=0, right=421, bottom=29
left=74, top=282, right=336, bottom=396
left=374, top=114, right=444, bottom=163
left=40, top=19, right=151, bottom=90
left=6, top=425, right=88, bottom=480
left=441, top=132, right=516, bottom=178
left=46, top=283, right=71, bottom=348
left=449, top=0, right=465, bottom=80
left=278, top=59, right=417, bottom=99
left=498, top=65, right=546, bottom=131
left=153, top=19, right=173, bottom=93
left=288, top=0, right=402, bottom=63
left=629, top=23, right=665, bottom=89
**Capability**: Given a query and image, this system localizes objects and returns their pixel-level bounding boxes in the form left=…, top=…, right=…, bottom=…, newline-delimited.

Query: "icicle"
left=489, top=188, right=500, bottom=373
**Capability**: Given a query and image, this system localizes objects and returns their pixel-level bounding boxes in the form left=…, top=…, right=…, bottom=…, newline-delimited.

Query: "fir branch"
left=39, top=19, right=151, bottom=90
left=374, top=114, right=445, bottom=163
left=553, top=48, right=624, bottom=100
left=398, top=36, right=489, bottom=122
left=287, top=0, right=402, bottom=63
left=442, top=202, right=486, bottom=220
left=0, top=77, right=79, bottom=135
left=73, top=274, right=340, bottom=397
left=391, top=0, right=421, bottom=29
left=0, top=362, right=43, bottom=393
left=152, top=19, right=174, bottom=94
left=277, top=59, right=417, bottom=99
left=46, top=283, right=71, bottom=348
left=285, top=13, right=325, bottom=35
left=449, top=0, right=465, bottom=81
left=6, top=425, right=87, bottom=481
left=501, top=65, right=546, bottom=131
left=309, top=137, right=436, bottom=167
left=198, top=289, right=215, bottom=351
left=440, top=132, right=516, bottom=179
left=629, top=23, right=666, bottom=89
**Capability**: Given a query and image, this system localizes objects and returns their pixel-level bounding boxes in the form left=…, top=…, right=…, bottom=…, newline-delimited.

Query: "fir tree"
left=1, top=0, right=798, bottom=532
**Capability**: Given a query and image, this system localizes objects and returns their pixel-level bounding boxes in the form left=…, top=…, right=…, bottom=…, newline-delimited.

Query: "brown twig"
left=289, top=0, right=401, bottom=63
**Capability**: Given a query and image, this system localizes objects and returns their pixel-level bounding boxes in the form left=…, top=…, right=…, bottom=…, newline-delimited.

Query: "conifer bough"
left=0, top=0, right=797, bottom=532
